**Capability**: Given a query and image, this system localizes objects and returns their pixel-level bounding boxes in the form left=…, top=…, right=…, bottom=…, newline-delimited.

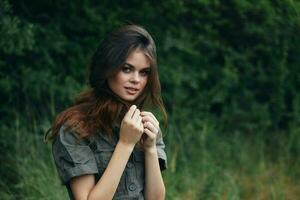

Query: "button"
left=127, top=162, right=133, bottom=169
left=128, top=183, right=137, bottom=191
left=88, top=141, right=97, bottom=152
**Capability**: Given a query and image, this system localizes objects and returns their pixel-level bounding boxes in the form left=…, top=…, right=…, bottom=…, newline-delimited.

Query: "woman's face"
left=107, top=49, right=151, bottom=102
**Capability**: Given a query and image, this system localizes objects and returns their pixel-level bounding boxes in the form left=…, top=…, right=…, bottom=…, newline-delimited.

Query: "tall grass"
left=163, top=115, right=300, bottom=200
left=0, top=116, right=68, bottom=200
left=1, top=113, right=299, bottom=200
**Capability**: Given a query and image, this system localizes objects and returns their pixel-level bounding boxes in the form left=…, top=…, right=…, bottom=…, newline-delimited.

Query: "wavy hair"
left=45, top=24, right=167, bottom=140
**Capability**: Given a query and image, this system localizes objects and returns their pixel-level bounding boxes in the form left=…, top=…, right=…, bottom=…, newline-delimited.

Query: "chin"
left=121, top=95, right=138, bottom=102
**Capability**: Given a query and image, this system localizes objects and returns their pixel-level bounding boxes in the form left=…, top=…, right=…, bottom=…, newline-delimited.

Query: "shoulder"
left=54, top=124, right=90, bottom=147
left=51, top=125, right=99, bottom=185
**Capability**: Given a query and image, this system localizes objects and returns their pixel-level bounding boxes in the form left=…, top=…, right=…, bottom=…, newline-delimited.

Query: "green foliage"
left=1, top=0, right=300, bottom=199
left=0, top=0, right=34, bottom=55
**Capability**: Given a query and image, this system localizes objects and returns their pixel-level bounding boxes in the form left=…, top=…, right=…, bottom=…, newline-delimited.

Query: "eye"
left=121, top=66, right=131, bottom=73
left=140, top=69, right=151, bottom=77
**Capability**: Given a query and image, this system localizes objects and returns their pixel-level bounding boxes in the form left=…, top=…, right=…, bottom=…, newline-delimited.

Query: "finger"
left=143, top=121, right=159, bottom=134
left=144, top=128, right=156, bottom=140
left=125, top=105, right=137, bottom=119
left=137, top=115, right=142, bottom=124
left=132, top=109, right=140, bottom=121
left=139, top=118, right=144, bottom=131
left=142, top=115, right=159, bottom=128
left=140, top=111, right=159, bottom=124
left=137, top=116, right=143, bottom=129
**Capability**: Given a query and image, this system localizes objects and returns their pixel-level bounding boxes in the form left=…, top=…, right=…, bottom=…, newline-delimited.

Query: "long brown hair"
left=45, top=24, right=167, bottom=141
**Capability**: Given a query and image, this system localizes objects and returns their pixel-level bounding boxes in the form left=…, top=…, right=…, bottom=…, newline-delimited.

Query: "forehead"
left=125, top=49, right=151, bottom=69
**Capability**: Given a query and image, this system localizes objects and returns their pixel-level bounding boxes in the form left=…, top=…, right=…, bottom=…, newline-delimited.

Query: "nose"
left=130, top=72, right=140, bottom=83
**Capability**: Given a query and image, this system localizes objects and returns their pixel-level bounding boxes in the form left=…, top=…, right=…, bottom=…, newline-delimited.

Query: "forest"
left=1, top=0, right=300, bottom=199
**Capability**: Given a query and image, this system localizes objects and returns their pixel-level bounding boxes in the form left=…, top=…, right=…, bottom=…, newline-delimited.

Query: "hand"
left=119, top=105, right=144, bottom=147
left=140, top=111, right=160, bottom=150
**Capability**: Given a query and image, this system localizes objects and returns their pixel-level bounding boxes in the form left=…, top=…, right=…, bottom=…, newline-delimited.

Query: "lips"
left=125, top=87, right=139, bottom=94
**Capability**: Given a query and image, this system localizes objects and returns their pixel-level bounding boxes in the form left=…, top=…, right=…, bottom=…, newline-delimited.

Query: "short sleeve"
left=156, top=131, right=167, bottom=171
left=52, top=126, right=99, bottom=184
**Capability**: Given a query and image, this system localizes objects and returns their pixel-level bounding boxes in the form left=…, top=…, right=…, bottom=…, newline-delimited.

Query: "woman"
left=45, top=24, right=167, bottom=200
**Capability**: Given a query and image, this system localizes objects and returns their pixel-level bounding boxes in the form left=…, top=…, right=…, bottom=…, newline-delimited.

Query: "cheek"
left=109, top=74, right=125, bottom=87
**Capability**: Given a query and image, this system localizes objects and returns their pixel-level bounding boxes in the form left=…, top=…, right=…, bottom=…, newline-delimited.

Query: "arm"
left=144, top=146, right=166, bottom=200
left=70, top=105, right=144, bottom=200
left=141, top=112, right=166, bottom=200
left=70, top=142, right=134, bottom=200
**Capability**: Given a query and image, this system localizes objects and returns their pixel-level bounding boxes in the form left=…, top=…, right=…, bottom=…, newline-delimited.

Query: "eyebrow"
left=124, top=63, right=151, bottom=71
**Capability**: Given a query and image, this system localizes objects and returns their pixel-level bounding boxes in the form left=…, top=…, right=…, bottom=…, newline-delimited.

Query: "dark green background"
left=1, top=0, right=300, bottom=199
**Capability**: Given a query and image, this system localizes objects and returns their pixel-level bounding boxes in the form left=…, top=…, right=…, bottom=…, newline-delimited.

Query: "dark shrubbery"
left=1, top=0, right=300, bottom=198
